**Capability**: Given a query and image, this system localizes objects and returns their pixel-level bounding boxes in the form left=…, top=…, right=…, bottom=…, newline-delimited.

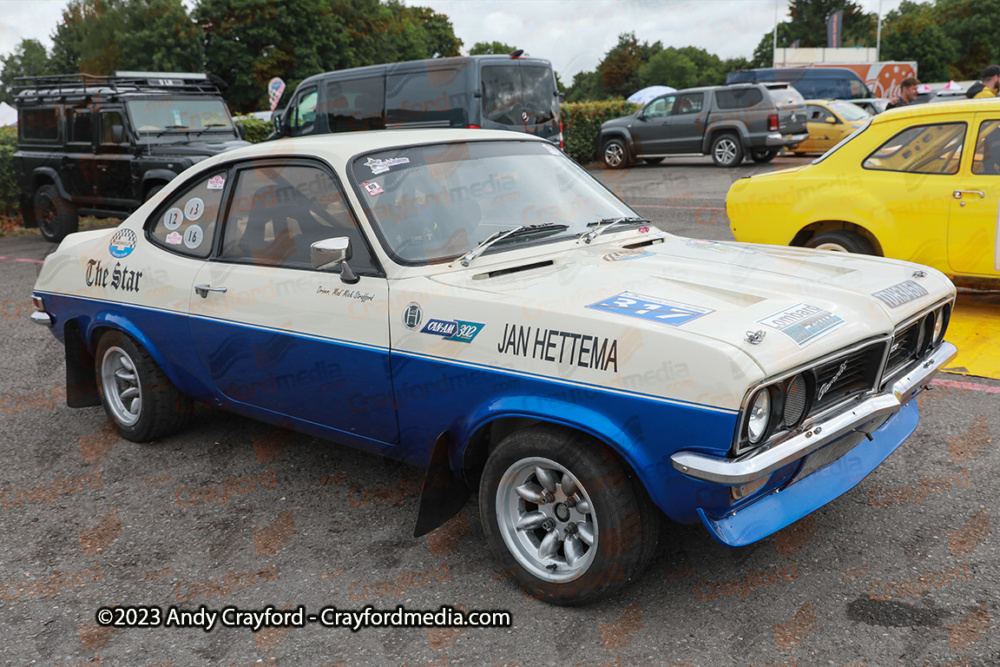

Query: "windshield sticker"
left=603, top=249, right=653, bottom=262
left=173, top=109, right=183, bottom=126
left=639, top=226, right=650, bottom=233
left=421, top=319, right=485, bottom=343
left=758, top=303, right=845, bottom=347
left=364, top=157, right=410, bottom=175
left=587, top=291, right=714, bottom=327
left=184, top=197, right=205, bottom=221
left=362, top=181, right=384, bottom=197
left=542, top=144, right=562, bottom=156
left=166, top=231, right=183, bottom=245
left=183, top=225, right=204, bottom=249
left=685, top=239, right=757, bottom=254
left=872, top=280, right=928, bottom=308
left=109, top=229, right=136, bottom=259
left=163, top=207, right=183, bottom=231
left=207, top=175, right=226, bottom=190
left=497, top=324, right=618, bottom=372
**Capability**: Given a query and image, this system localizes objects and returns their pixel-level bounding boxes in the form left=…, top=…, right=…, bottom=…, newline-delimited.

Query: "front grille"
left=884, top=319, right=923, bottom=380
left=811, top=342, right=885, bottom=412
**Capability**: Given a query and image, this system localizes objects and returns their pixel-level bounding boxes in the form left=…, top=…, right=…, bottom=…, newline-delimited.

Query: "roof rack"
left=14, top=71, right=220, bottom=99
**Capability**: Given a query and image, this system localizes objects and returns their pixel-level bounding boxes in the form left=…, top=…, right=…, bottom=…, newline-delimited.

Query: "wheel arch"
left=86, top=314, right=185, bottom=394
left=31, top=168, right=70, bottom=199
left=790, top=220, right=884, bottom=256
left=703, top=123, right=748, bottom=154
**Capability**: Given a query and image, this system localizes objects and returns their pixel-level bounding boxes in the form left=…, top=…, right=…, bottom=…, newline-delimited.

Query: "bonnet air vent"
left=475, top=260, right=554, bottom=280
left=622, top=238, right=664, bottom=249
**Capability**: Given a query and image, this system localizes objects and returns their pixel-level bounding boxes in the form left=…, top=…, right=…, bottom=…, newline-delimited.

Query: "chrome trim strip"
left=673, top=341, right=958, bottom=485
left=30, top=311, right=53, bottom=327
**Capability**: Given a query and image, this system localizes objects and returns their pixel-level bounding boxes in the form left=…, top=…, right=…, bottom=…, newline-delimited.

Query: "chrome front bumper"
left=671, top=342, right=958, bottom=485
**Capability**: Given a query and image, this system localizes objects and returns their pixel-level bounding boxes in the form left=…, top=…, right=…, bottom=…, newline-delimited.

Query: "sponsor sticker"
left=364, top=156, right=409, bottom=175
left=638, top=226, right=650, bottom=234
left=183, top=225, right=204, bottom=249
left=162, top=207, right=183, bottom=231
left=603, top=249, right=653, bottom=262
left=420, top=319, right=485, bottom=343
left=401, top=302, right=422, bottom=330
left=586, top=291, right=714, bottom=327
left=757, top=303, right=845, bottom=347
left=872, top=280, right=928, bottom=308
left=184, top=197, right=205, bottom=221
left=207, top=175, right=226, bottom=190
left=362, top=181, right=384, bottom=196
left=542, top=144, right=562, bottom=156
left=685, top=239, right=757, bottom=254
left=109, top=229, right=136, bottom=258
left=166, top=231, right=183, bottom=245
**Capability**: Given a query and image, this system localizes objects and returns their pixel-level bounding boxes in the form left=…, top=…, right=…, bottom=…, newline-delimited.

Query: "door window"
left=148, top=170, right=227, bottom=257
left=862, top=123, right=966, bottom=175
left=289, top=88, right=318, bottom=135
left=807, top=105, right=833, bottom=122
left=100, top=111, right=126, bottom=144
left=674, top=93, right=704, bottom=115
left=645, top=96, right=675, bottom=118
left=972, top=120, right=1000, bottom=175
left=220, top=163, right=378, bottom=274
left=68, top=109, right=92, bottom=144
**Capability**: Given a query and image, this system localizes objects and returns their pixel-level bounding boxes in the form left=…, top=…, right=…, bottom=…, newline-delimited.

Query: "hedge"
left=0, top=106, right=638, bottom=225
left=561, top=100, right=640, bottom=165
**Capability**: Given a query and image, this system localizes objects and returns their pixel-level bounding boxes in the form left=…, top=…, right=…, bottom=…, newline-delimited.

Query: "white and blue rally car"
left=31, top=129, right=957, bottom=604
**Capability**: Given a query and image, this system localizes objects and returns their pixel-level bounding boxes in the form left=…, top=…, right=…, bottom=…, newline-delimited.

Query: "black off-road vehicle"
left=14, top=71, right=249, bottom=242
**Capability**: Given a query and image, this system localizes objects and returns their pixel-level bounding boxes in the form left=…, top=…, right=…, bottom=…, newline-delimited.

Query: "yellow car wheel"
left=805, top=230, right=875, bottom=255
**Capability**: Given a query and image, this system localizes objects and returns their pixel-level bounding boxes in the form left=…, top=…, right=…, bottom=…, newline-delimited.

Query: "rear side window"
left=386, top=64, right=470, bottom=127
left=149, top=170, right=227, bottom=257
left=863, top=123, right=966, bottom=175
left=716, top=88, right=762, bottom=109
left=674, top=93, right=704, bottom=114
left=69, top=109, right=92, bottom=144
left=21, top=108, right=60, bottom=141
left=972, top=120, right=1000, bottom=175
left=325, top=77, right=385, bottom=132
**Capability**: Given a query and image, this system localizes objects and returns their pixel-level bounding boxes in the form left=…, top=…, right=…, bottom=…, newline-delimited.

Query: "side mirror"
left=824, top=116, right=837, bottom=124
left=310, top=237, right=359, bottom=284
left=236, top=123, right=246, bottom=140
left=111, top=124, right=125, bottom=144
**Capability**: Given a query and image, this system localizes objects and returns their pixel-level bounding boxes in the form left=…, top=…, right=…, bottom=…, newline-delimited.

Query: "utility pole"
left=773, top=0, right=780, bottom=66
left=876, top=0, right=883, bottom=62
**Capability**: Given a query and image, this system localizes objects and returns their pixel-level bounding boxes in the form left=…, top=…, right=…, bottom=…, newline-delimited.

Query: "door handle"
left=194, top=284, right=228, bottom=298
left=953, top=190, right=985, bottom=199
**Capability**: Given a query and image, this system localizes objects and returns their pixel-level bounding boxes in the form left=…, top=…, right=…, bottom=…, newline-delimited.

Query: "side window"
left=20, top=107, right=60, bottom=141
left=481, top=65, right=521, bottom=125
left=220, top=164, right=378, bottom=274
left=972, top=120, right=1000, bottom=175
left=326, top=77, right=385, bottom=132
left=863, top=123, right=966, bottom=175
left=100, top=111, right=126, bottom=144
left=149, top=170, right=227, bottom=258
left=645, top=96, right=675, bottom=118
left=69, top=109, right=92, bottom=144
left=674, top=93, right=704, bottom=115
left=716, top=88, right=762, bottom=109
left=289, top=89, right=318, bottom=135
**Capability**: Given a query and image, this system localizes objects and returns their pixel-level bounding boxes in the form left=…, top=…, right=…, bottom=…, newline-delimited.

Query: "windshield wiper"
left=186, top=123, right=232, bottom=137
left=153, top=126, right=190, bottom=137
left=578, top=216, right=650, bottom=244
left=451, top=222, right=570, bottom=267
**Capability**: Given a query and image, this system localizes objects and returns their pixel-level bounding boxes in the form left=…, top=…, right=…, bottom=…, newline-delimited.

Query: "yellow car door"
left=948, top=114, right=1000, bottom=277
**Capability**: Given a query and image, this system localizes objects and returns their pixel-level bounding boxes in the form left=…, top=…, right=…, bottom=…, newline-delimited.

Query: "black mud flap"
left=413, top=431, right=471, bottom=538
left=65, top=321, right=100, bottom=408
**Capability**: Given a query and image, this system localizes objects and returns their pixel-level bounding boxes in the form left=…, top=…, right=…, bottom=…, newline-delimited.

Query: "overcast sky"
left=1, top=0, right=906, bottom=80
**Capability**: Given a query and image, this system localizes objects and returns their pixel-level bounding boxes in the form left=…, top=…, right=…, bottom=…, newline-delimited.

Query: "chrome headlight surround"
left=734, top=372, right=815, bottom=457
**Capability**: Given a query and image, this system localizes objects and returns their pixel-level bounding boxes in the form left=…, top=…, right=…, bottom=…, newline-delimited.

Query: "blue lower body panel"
left=697, top=399, right=920, bottom=547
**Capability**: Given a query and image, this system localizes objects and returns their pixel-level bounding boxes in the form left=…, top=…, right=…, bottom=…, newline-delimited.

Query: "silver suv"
left=599, top=83, right=808, bottom=168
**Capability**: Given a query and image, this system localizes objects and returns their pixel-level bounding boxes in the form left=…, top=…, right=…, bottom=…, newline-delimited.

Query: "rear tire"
left=95, top=331, right=193, bottom=442
left=750, top=149, right=778, bottom=163
left=602, top=138, right=631, bottom=169
left=34, top=184, right=79, bottom=243
left=479, top=424, right=660, bottom=605
left=805, top=230, right=876, bottom=255
left=711, top=133, right=743, bottom=167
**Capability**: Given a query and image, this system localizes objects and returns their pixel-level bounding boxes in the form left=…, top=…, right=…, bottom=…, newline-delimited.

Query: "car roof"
left=873, top=96, right=1000, bottom=123
left=195, top=128, right=548, bottom=170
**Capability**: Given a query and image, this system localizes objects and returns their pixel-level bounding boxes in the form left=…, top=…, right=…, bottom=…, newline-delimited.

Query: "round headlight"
left=747, top=389, right=771, bottom=444
left=932, top=309, right=944, bottom=344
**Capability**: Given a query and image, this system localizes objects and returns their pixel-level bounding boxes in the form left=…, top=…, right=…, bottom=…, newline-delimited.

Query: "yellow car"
left=728, top=98, right=1000, bottom=281
left=787, top=100, right=870, bottom=155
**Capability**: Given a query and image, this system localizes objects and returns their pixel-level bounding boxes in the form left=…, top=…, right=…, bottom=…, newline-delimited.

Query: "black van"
left=727, top=67, right=886, bottom=114
left=270, top=54, right=562, bottom=145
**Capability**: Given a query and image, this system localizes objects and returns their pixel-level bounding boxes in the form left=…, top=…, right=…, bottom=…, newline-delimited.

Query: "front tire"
left=805, top=230, right=876, bottom=255
left=750, top=149, right=778, bottom=163
left=711, top=133, right=744, bottom=167
left=34, top=184, right=79, bottom=243
left=95, top=331, right=193, bottom=442
left=479, top=425, right=659, bottom=605
left=602, top=138, right=630, bottom=169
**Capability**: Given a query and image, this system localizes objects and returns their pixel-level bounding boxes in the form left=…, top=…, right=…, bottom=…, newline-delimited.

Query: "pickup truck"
left=599, top=83, right=809, bottom=168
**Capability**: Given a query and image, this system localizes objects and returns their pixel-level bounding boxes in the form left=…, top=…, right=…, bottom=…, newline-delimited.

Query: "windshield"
left=830, top=101, right=869, bottom=122
left=813, top=119, right=870, bottom=164
left=352, top=141, right=636, bottom=264
left=127, top=98, right=235, bottom=133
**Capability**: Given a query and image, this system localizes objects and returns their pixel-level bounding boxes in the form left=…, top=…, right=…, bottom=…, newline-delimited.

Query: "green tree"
left=598, top=32, right=643, bottom=98
left=469, top=41, right=517, bottom=56
left=785, top=0, right=874, bottom=47
left=879, top=1, right=960, bottom=82
left=565, top=70, right=606, bottom=102
left=637, top=48, right=697, bottom=89
left=935, top=0, right=1000, bottom=80
left=1, top=39, right=52, bottom=104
